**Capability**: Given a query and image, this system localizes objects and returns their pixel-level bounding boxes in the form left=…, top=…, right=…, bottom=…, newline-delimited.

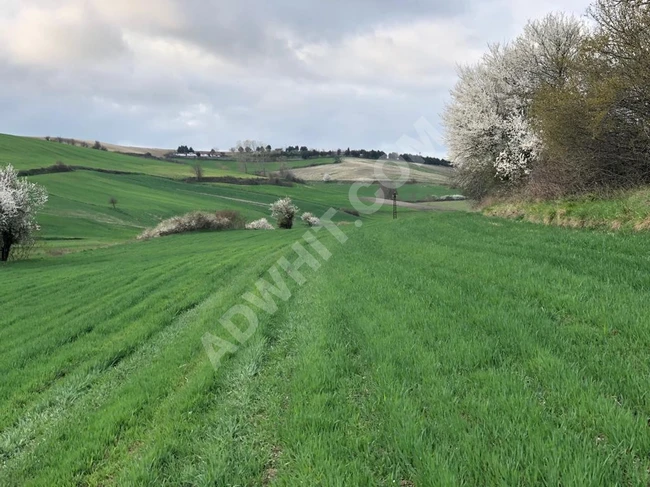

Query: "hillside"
left=32, top=137, right=174, bottom=158
left=0, top=134, right=246, bottom=180
left=3, top=132, right=650, bottom=484
left=483, top=189, right=650, bottom=232
left=292, top=157, right=452, bottom=184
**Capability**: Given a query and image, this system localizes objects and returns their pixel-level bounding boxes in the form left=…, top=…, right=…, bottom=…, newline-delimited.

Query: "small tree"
left=0, top=165, right=48, bottom=261
left=109, top=197, right=118, bottom=209
left=93, top=141, right=102, bottom=150
left=270, top=197, right=299, bottom=229
left=192, top=163, right=204, bottom=181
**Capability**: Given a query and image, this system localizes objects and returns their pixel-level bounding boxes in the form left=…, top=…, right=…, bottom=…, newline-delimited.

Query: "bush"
left=269, top=169, right=305, bottom=185
left=339, top=207, right=360, bottom=217
left=245, top=218, right=274, bottom=230
left=270, top=197, right=299, bottom=229
left=301, top=212, right=321, bottom=227
left=215, top=210, right=246, bottom=229
left=138, top=211, right=235, bottom=240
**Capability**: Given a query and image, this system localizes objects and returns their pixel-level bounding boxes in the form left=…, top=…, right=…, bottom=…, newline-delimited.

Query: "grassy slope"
left=0, top=134, right=250, bottom=179
left=484, top=188, right=650, bottom=231
left=176, top=156, right=338, bottom=174
left=2, top=213, right=649, bottom=485
left=31, top=172, right=370, bottom=254
left=395, top=183, right=461, bottom=202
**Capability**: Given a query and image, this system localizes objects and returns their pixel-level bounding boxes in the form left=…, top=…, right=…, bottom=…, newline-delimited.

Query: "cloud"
left=0, top=0, right=593, bottom=153
left=0, top=3, right=128, bottom=67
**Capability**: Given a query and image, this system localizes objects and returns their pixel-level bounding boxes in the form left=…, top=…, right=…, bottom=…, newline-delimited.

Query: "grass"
left=0, top=134, right=251, bottom=179
left=25, top=173, right=374, bottom=254
left=172, top=157, right=338, bottom=175
left=484, top=187, right=650, bottom=231
left=2, top=210, right=650, bottom=485
left=2, top=132, right=648, bottom=484
left=395, top=183, right=461, bottom=202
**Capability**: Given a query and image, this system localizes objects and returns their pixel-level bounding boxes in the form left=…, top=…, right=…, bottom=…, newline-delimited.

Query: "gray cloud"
left=0, top=0, right=592, bottom=154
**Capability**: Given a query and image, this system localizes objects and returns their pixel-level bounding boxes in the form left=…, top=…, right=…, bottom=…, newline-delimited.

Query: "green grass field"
left=3, top=213, right=650, bottom=485
left=0, top=134, right=250, bottom=179
left=175, top=156, right=338, bottom=175
left=2, top=134, right=649, bottom=485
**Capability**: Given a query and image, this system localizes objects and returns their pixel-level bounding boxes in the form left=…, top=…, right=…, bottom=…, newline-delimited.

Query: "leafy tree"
left=0, top=165, right=48, bottom=261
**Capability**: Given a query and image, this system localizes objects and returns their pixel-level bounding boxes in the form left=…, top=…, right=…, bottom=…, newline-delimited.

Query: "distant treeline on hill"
left=196, top=141, right=453, bottom=166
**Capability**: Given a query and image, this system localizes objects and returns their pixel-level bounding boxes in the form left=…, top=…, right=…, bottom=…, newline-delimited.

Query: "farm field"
left=3, top=209, right=650, bottom=485
left=28, top=172, right=390, bottom=254
left=175, top=156, right=339, bottom=175
left=292, top=157, right=450, bottom=184
left=0, top=134, right=250, bottom=180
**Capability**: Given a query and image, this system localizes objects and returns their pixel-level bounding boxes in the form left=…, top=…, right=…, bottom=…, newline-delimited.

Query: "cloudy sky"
left=0, top=0, right=591, bottom=155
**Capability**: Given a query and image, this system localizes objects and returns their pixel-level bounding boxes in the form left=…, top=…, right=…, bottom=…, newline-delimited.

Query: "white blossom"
left=245, top=218, right=275, bottom=230
left=270, top=197, right=299, bottom=229
left=300, top=212, right=321, bottom=227
left=443, top=13, right=584, bottom=188
left=0, top=164, right=48, bottom=260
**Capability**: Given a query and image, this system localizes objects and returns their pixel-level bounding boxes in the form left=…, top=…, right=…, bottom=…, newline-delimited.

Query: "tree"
left=109, top=197, right=118, bottom=209
left=0, top=165, right=48, bottom=262
left=266, top=145, right=272, bottom=152
left=443, top=13, right=585, bottom=198
left=192, top=163, right=204, bottom=181
left=527, top=3, right=650, bottom=196
left=270, top=197, right=299, bottom=229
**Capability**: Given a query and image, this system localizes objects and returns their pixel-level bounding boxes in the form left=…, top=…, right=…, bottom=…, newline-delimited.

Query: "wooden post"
left=393, top=190, right=398, bottom=220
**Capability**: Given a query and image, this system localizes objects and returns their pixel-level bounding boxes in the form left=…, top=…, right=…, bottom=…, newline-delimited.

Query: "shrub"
left=215, top=210, right=246, bottom=229
left=138, top=211, right=234, bottom=240
left=301, top=212, right=321, bottom=227
left=269, top=169, right=305, bottom=185
left=339, top=207, right=360, bottom=217
left=270, top=197, right=299, bottom=229
left=245, top=218, right=274, bottom=230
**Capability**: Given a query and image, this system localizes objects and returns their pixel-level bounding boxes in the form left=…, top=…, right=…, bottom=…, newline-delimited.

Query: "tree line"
left=227, top=140, right=451, bottom=165
left=444, top=0, right=650, bottom=200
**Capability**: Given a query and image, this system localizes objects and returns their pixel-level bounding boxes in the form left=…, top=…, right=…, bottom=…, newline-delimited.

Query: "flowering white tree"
left=270, top=197, right=299, bottom=229
left=301, top=212, right=321, bottom=227
left=0, top=165, right=48, bottom=261
left=443, top=13, right=584, bottom=198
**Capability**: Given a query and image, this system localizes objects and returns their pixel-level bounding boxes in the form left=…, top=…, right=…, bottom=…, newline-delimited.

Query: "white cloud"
left=0, top=3, right=127, bottom=67
left=0, top=0, right=594, bottom=152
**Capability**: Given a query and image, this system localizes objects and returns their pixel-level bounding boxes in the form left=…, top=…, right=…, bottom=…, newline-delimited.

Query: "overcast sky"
left=0, top=0, right=592, bottom=155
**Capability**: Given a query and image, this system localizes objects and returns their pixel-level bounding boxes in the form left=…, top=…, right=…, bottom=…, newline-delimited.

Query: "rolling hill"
left=2, top=133, right=649, bottom=485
